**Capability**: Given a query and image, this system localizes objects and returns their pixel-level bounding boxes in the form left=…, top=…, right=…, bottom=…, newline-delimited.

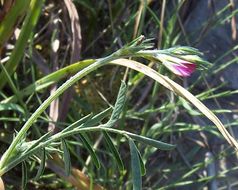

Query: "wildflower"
left=158, top=54, right=196, bottom=77
left=138, top=46, right=210, bottom=77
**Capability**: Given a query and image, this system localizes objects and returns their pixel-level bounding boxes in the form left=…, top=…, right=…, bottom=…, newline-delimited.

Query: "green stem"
left=0, top=45, right=153, bottom=175
left=2, top=59, right=95, bottom=104
left=0, top=55, right=115, bottom=174
left=0, top=126, right=126, bottom=176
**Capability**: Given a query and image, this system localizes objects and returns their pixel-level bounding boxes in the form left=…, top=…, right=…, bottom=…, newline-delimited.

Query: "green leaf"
left=129, top=138, right=142, bottom=190
left=21, top=161, right=28, bottom=189
left=35, top=148, right=46, bottom=180
left=62, top=114, right=93, bottom=132
left=0, top=0, right=44, bottom=89
left=0, top=103, right=24, bottom=113
left=0, top=0, right=31, bottom=49
left=128, top=133, right=175, bottom=150
left=121, top=35, right=154, bottom=54
left=111, top=81, right=127, bottom=120
left=106, top=81, right=127, bottom=127
left=103, top=131, right=124, bottom=171
left=137, top=148, right=146, bottom=176
left=61, top=139, right=71, bottom=176
left=79, top=133, right=100, bottom=169
left=27, top=131, right=52, bottom=151
left=2, top=59, right=95, bottom=104
left=83, top=107, right=112, bottom=127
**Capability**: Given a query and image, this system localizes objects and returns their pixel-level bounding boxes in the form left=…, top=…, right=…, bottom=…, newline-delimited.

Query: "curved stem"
left=0, top=47, right=152, bottom=175
left=0, top=55, right=114, bottom=174
left=1, top=49, right=235, bottom=176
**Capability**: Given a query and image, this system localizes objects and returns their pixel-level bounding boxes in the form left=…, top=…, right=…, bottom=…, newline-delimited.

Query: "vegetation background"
left=0, top=0, right=238, bottom=189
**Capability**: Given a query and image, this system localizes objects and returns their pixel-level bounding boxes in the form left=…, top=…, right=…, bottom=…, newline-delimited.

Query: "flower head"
left=171, top=62, right=196, bottom=77
left=158, top=54, right=196, bottom=77
left=139, top=46, right=210, bottom=77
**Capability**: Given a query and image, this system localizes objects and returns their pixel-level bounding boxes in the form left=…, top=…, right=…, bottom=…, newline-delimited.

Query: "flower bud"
left=157, top=54, right=196, bottom=77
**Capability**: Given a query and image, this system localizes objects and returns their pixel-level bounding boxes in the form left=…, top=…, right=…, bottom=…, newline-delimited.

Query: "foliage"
left=0, top=0, right=238, bottom=189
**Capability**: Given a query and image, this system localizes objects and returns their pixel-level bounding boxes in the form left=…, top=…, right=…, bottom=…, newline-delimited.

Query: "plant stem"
left=0, top=55, right=115, bottom=175
left=0, top=45, right=151, bottom=176
left=0, top=126, right=126, bottom=176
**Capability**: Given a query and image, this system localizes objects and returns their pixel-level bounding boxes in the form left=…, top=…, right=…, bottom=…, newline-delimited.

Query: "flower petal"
left=172, top=62, right=196, bottom=77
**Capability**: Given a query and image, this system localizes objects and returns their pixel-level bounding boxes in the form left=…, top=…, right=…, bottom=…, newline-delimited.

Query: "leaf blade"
left=79, top=133, right=100, bottom=169
left=106, top=81, right=127, bottom=127
left=103, top=131, right=124, bottom=171
left=61, top=139, right=71, bottom=176
left=128, top=132, right=175, bottom=150
left=35, top=148, right=46, bottom=180
left=21, top=161, right=28, bottom=189
left=129, top=138, right=142, bottom=190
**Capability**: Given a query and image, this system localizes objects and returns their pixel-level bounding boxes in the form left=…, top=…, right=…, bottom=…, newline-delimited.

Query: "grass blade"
left=0, top=0, right=44, bottom=89
left=0, top=1, right=30, bottom=50
left=0, top=103, right=24, bottom=113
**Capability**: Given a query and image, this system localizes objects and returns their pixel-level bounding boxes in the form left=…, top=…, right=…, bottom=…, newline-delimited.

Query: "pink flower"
left=166, top=61, right=196, bottom=77
left=158, top=54, right=196, bottom=77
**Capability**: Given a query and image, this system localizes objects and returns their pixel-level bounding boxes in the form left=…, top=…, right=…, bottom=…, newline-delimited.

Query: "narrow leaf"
left=0, top=0, right=44, bottom=89
left=128, top=133, right=175, bottom=150
left=129, top=139, right=142, bottom=190
left=83, top=107, right=112, bottom=127
left=103, top=131, right=124, bottom=171
left=61, top=139, right=71, bottom=176
left=79, top=133, right=100, bottom=168
left=2, top=59, right=95, bottom=104
left=62, top=114, right=93, bottom=132
left=27, top=131, right=52, bottom=151
left=0, top=103, right=24, bottom=113
left=0, top=0, right=30, bottom=49
left=137, top=148, right=146, bottom=176
left=21, top=161, right=28, bottom=189
left=35, top=148, right=46, bottom=180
